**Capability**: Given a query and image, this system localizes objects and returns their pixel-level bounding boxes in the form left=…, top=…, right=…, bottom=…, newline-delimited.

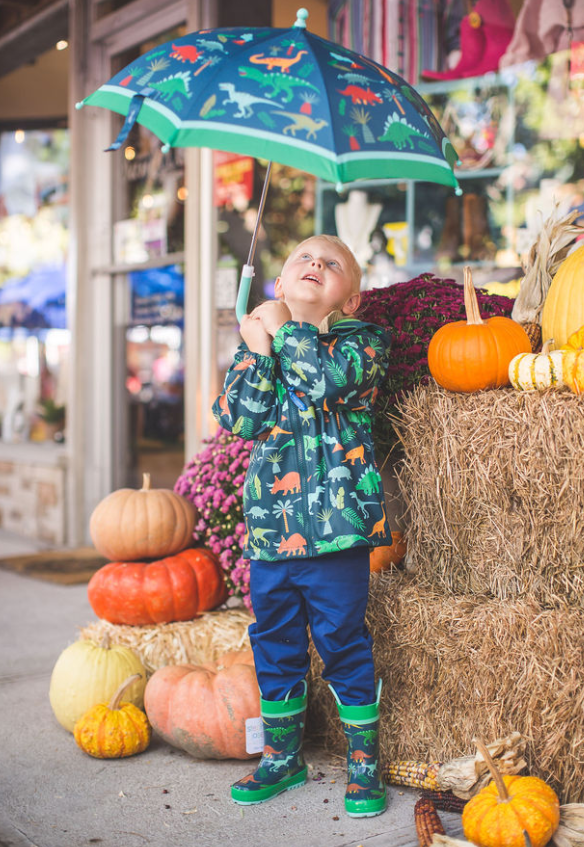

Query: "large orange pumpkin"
left=87, top=548, right=228, bottom=625
left=90, top=472, right=196, bottom=561
left=370, top=532, right=407, bottom=572
left=541, top=243, right=584, bottom=348
left=428, top=267, right=531, bottom=392
left=144, top=650, right=260, bottom=760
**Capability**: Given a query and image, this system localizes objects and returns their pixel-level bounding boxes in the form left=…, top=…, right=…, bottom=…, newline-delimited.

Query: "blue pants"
left=248, top=547, right=375, bottom=706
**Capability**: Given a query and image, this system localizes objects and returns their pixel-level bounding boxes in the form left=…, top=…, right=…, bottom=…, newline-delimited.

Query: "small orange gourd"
left=370, top=532, right=407, bottom=572
left=428, top=267, right=531, bottom=393
left=74, top=673, right=151, bottom=758
left=462, top=739, right=560, bottom=847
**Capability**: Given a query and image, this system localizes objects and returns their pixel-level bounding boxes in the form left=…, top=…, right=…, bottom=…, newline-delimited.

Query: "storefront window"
left=0, top=129, right=69, bottom=444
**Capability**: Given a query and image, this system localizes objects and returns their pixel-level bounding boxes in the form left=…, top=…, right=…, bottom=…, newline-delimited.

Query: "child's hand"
left=240, top=314, right=273, bottom=356
left=251, top=300, right=292, bottom=338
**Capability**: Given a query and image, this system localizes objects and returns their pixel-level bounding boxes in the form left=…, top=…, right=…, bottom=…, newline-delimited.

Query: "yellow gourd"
left=74, top=674, right=151, bottom=758
left=561, top=324, right=584, bottom=394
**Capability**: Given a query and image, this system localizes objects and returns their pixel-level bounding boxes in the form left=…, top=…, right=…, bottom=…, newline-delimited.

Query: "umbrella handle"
left=236, top=263, right=254, bottom=323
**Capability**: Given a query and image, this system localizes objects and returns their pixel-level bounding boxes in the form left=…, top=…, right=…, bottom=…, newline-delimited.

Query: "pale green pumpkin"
left=49, top=634, right=146, bottom=733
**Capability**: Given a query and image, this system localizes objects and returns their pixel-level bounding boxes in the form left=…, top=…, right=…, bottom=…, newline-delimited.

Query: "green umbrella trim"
left=84, top=86, right=460, bottom=190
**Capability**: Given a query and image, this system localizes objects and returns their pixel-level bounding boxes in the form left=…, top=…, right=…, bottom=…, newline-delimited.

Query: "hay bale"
left=80, top=609, right=253, bottom=675
left=307, top=571, right=584, bottom=802
left=392, top=383, right=584, bottom=604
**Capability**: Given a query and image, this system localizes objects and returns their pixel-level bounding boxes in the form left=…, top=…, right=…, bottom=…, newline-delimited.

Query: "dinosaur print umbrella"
left=78, top=8, right=460, bottom=319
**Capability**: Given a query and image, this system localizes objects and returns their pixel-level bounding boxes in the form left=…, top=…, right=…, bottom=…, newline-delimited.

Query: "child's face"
left=274, top=237, right=360, bottom=324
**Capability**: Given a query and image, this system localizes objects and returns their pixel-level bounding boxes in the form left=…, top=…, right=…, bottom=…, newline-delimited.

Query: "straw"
left=391, top=383, right=584, bottom=604
left=79, top=609, right=253, bottom=676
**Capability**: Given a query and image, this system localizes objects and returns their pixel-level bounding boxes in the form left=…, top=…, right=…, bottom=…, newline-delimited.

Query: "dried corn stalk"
left=512, top=204, right=584, bottom=324
left=552, top=804, right=584, bottom=847
left=437, top=732, right=527, bottom=799
left=384, top=732, right=527, bottom=799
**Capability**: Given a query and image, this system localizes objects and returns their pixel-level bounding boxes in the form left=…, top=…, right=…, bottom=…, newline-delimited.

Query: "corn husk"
left=431, top=838, right=474, bottom=847
left=435, top=732, right=527, bottom=799
left=512, top=204, right=584, bottom=324
left=552, top=805, right=584, bottom=847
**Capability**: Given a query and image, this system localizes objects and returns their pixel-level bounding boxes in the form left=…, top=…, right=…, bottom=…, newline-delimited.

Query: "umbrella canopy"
left=79, top=8, right=460, bottom=318
left=81, top=9, right=458, bottom=187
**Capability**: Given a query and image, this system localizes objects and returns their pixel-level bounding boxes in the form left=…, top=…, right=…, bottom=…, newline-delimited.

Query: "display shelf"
left=316, top=72, right=518, bottom=279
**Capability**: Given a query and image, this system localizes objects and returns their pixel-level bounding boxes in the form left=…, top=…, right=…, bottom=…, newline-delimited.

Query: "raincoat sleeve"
left=272, top=321, right=390, bottom=412
left=212, top=344, right=279, bottom=438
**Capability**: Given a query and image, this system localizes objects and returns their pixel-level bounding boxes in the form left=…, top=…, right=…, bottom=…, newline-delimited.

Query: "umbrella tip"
left=161, top=144, right=171, bottom=154
left=294, top=8, right=309, bottom=28
left=75, top=101, right=84, bottom=110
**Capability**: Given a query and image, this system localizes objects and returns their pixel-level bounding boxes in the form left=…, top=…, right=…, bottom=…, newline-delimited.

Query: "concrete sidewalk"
left=0, top=531, right=464, bottom=847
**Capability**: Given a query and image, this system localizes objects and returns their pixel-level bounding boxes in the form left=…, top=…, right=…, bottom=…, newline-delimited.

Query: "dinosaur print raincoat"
left=212, top=318, right=392, bottom=562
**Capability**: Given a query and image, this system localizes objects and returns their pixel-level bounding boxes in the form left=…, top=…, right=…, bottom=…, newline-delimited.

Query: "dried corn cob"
left=415, top=797, right=446, bottom=847
left=383, top=760, right=442, bottom=790
left=421, top=790, right=468, bottom=814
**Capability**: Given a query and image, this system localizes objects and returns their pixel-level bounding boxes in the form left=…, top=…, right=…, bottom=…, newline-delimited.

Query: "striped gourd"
left=508, top=340, right=564, bottom=391
left=383, top=760, right=442, bottom=790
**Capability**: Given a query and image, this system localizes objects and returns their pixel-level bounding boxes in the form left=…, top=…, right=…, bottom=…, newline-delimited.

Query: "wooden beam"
left=0, top=0, right=68, bottom=77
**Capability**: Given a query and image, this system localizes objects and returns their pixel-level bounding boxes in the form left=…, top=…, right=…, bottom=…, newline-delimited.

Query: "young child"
left=212, top=235, right=392, bottom=817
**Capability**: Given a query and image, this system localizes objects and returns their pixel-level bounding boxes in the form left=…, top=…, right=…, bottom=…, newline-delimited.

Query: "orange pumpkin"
left=90, top=472, right=196, bottom=561
left=462, top=739, right=560, bottom=847
left=144, top=649, right=260, bottom=760
left=87, top=548, right=228, bottom=625
left=428, top=267, right=531, bottom=393
left=370, top=532, right=407, bottom=572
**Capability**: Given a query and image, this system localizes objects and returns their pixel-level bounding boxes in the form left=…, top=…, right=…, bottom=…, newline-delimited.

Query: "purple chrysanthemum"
left=175, top=429, right=253, bottom=609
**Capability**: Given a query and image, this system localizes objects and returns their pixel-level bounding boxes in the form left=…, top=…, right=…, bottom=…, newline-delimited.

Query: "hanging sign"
left=213, top=152, right=254, bottom=207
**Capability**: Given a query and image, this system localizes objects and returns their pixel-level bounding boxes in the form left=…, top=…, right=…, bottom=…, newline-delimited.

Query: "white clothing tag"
left=245, top=717, right=264, bottom=754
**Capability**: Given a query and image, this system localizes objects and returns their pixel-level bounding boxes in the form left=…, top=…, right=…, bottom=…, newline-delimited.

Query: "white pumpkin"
left=508, top=340, right=565, bottom=391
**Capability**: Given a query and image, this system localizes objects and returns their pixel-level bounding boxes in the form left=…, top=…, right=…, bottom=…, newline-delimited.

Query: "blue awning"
left=0, top=264, right=67, bottom=329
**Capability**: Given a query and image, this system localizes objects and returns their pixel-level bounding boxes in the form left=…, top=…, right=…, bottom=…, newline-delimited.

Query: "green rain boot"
left=231, top=682, right=307, bottom=805
left=329, top=680, right=387, bottom=818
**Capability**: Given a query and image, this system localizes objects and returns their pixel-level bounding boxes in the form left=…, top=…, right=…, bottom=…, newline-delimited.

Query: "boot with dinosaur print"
left=231, top=682, right=307, bottom=805
left=329, top=680, right=387, bottom=818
